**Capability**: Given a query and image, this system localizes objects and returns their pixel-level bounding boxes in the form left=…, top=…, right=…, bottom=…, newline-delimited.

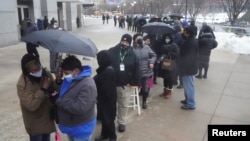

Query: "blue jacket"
left=56, top=65, right=97, bottom=138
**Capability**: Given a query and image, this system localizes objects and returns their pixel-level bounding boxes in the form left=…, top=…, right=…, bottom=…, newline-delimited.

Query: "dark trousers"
left=163, top=71, right=173, bottom=89
left=29, top=134, right=50, bottom=141
left=153, top=62, right=159, bottom=82
left=141, top=77, right=149, bottom=103
left=198, top=63, right=209, bottom=76
left=100, top=109, right=117, bottom=140
left=26, top=43, right=39, bottom=58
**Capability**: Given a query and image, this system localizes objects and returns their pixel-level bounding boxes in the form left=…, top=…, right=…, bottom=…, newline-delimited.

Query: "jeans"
left=67, top=135, right=92, bottom=141
left=182, top=75, right=196, bottom=108
left=29, top=134, right=50, bottom=141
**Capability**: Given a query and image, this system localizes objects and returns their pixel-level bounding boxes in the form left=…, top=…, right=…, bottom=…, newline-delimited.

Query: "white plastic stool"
left=127, top=86, right=141, bottom=115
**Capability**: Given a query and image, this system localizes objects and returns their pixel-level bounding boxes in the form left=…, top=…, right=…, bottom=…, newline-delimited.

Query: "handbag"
left=161, top=55, right=174, bottom=71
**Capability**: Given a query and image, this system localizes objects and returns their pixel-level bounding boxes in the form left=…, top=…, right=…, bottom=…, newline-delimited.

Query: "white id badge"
left=120, top=63, right=125, bottom=71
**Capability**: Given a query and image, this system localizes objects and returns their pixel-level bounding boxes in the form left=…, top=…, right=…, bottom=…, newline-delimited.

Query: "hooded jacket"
left=56, top=65, right=97, bottom=138
left=198, top=33, right=218, bottom=65
left=94, top=50, right=117, bottom=120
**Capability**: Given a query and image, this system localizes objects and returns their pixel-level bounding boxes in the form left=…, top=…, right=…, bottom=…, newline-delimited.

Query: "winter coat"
left=179, top=37, right=199, bottom=76
left=94, top=51, right=117, bottom=120
left=16, top=70, right=56, bottom=136
left=108, top=44, right=140, bottom=86
left=198, top=33, right=218, bottom=65
left=133, top=44, right=157, bottom=77
left=157, top=41, right=179, bottom=78
left=56, top=66, right=97, bottom=127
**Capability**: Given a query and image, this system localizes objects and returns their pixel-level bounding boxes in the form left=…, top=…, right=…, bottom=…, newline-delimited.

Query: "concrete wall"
left=0, top=0, right=85, bottom=47
left=0, top=0, right=19, bottom=47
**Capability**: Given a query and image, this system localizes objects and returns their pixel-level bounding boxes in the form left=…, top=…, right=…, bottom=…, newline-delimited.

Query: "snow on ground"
left=215, top=32, right=250, bottom=55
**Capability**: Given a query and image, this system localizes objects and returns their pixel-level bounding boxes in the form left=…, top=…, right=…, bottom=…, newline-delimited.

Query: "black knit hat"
left=120, top=34, right=132, bottom=45
left=21, top=54, right=40, bottom=74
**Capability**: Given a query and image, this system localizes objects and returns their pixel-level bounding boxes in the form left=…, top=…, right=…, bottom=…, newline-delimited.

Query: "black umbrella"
left=21, top=30, right=98, bottom=57
left=141, top=22, right=177, bottom=35
left=169, top=13, right=184, bottom=20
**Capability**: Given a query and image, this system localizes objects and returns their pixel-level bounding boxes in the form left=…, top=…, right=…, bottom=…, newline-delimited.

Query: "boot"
left=159, top=88, right=167, bottom=97
left=165, top=89, right=172, bottom=99
left=142, top=101, right=147, bottom=109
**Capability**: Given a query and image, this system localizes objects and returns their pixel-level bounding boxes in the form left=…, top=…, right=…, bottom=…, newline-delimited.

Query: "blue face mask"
left=64, top=70, right=77, bottom=82
left=65, top=74, right=73, bottom=82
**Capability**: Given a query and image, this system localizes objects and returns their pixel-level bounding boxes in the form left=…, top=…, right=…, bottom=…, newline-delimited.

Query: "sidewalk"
left=0, top=18, right=250, bottom=141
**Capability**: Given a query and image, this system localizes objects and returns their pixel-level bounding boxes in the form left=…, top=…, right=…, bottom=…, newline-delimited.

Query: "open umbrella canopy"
left=21, top=30, right=98, bottom=57
left=169, top=13, right=184, bottom=19
left=141, top=22, right=177, bottom=35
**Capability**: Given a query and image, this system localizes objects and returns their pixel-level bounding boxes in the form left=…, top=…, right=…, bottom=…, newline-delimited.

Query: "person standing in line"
left=189, top=19, right=198, bottom=38
left=132, top=33, right=156, bottom=109
left=143, top=35, right=155, bottom=92
left=50, top=17, right=56, bottom=26
left=179, top=27, right=199, bottom=110
left=196, top=26, right=218, bottom=79
left=94, top=50, right=117, bottom=141
left=54, top=55, right=97, bottom=141
left=16, top=54, right=58, bottom=141
left=198, top=22, right=216, bottom=39
left=173, top=25, right=184, bottom=89
left=23, top=19, right=40, bottom=59
left=108, top=34, right=140, bottom=133
left=157, top=34, right=179, bottom=99
left=48, top=20, right=63, bottom=74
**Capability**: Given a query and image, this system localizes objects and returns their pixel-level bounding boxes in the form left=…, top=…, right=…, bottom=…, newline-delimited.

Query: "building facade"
left=0, top=0, right=93, bottom=47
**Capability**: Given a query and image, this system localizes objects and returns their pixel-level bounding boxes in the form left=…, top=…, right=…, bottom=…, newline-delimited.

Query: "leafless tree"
left=187, top=0, right=206, bottom=20
left=221, top=0, right=250, bottom=25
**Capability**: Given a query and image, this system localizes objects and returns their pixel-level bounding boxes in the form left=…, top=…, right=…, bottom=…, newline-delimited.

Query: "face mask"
left=121, top=44, right=128, bottom=49
left=64, top=70, right=77, bottom=82
left=137, top=39, right=143, bottom=45
left=65, top=74, right=73, bottom=82
left=165, top=39, right=170, bottom=43
left=29, top=68, right=43, bottom=78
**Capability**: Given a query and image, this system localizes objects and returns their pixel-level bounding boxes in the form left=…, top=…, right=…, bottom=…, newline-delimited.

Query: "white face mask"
left=29, top=68, right=43, bottom=77
left=165, top=39, right=170, bottom=43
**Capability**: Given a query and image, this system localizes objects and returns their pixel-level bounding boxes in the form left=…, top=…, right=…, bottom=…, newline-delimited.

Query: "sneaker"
left=203, top=75, right=207, bottom=79
left=195, top=75, right=202, bottom=79
left=142, top=103, right=147, bottom=109
left=118, top=124, right=125, bottom=132
left=181, top=105, right=195, bottom=110
left=180, top=100, right=187, bottom=104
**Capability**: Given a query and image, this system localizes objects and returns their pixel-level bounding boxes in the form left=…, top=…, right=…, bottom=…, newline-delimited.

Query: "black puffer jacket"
left=198, top=33, right=218, bottom=65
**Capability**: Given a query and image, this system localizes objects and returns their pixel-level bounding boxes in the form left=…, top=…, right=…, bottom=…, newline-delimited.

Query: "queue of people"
left=17, top=15, right=217, bottom=141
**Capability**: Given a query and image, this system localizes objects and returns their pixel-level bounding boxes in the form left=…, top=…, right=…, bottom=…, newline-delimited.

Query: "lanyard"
left=119, top=51, right=127, bottom=63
